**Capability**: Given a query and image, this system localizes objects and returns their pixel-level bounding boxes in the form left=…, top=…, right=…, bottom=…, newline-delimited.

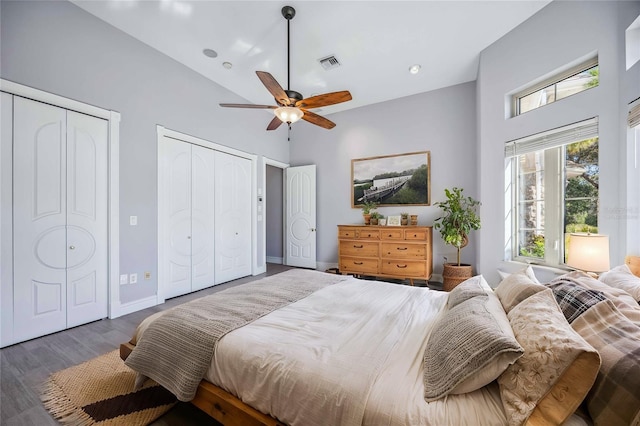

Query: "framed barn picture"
left=352, top=151, right=431, bottom=208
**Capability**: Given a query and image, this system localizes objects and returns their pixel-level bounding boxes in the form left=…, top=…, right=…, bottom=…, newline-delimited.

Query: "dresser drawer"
left=381, top=243, right=426, bottom=259
left=404, top=229, right=429, bottom=241
left=381, top=260, right=426, bottom=277
left=340, top=257, right=379, bottom=275
left=340, top=241, right=379, bottom=257
left=380, top=229, right=404, bottom=240
left=339, top=228, right=358, bottom=238
left=357, top=229, right=380, bottom=240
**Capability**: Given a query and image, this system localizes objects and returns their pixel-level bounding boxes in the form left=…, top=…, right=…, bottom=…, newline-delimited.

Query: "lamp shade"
left=274, top=106, right=303, bottom=124
left=566, top=233, right=610, bottom=273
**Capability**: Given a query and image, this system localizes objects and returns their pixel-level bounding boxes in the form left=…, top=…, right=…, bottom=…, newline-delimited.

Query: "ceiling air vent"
left=319, top=55, right=341, bottom=70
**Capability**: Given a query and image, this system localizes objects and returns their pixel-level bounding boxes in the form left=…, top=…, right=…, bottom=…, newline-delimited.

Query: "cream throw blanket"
left=125, top=269, right=349, bottom=401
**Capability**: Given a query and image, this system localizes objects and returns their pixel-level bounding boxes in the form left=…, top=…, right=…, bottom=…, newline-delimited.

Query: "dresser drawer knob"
left=353, top=244, right=363, bottom=248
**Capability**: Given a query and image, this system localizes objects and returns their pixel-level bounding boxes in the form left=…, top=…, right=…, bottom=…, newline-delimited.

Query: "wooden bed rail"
left=119, top=343, right=286, bottom=426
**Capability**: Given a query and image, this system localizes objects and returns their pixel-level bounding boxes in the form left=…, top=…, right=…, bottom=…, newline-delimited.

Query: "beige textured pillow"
left=498, top=289, right=600, bottom=426
left=424, top=281, right=524, bottom=401
left=599, top=264, right=640, bottom=302
left=495, top=271, right=547, bottom=314
left=447, top=275, right=488, bottom=308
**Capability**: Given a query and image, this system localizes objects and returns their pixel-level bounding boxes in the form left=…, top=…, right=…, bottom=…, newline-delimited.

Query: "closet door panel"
left=215, top=152, right=252, bottom=284
left=12, top=97, right=67, bottom=340
left=160, top=138, right=192, bottom=299
left=191, top=145, right=215, bottom=291
left=66, top=111, right=108, bottom=327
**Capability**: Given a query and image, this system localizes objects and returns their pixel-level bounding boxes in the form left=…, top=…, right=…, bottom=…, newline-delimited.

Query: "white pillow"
left=599, top=264, right=640, bottom=302
left=497, top=265, right=540, bottom=284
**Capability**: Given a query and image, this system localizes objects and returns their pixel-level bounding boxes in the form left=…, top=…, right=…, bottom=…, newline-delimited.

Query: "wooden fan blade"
left=219, top=103, right=277, bottom=109
left=256, top=71, right=290, bottom=105
left=266, top=116, right=283, bottom=131
left=295, top=91, right=352, bottom=109
left=301, top=110, right=336, bottom=129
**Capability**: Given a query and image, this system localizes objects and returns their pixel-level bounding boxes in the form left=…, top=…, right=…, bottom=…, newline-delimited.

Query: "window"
left=513, top=58, right=599, bottom=116
left=505, top=118, right=599, bottom=267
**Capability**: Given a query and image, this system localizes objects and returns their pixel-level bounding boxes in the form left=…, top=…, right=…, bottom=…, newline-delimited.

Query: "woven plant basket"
left=442, top=263, right=473, bottom=291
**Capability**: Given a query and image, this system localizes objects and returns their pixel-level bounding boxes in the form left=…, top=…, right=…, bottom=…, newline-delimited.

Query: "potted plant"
left=400, top=212, right=409, bottom=226
left=433, top=187, right=481, bottom=291
left=361, top=201, right=378, bottom=225
left=370, top=211, right=383, bottom=226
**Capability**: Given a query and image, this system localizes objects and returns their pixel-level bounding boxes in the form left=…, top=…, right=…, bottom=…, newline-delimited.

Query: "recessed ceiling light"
left=203, top=48, right=218, bottom=58
left=222, top=62, right=233, bottom=69
left=409, top=64, right=421, bottom=74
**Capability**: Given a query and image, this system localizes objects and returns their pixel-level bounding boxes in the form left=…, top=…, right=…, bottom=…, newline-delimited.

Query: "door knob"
left=311, top=228, right=316, bottom=232
left=187, top=236, right=191, bottom=239
left=69, top=245, right=75, bottom=250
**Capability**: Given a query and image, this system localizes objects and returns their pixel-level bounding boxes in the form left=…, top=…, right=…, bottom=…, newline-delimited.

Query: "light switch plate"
left=120, top=274, right=128, bottom=285
left=130, top=273, right=138, bottom=284
left=130, top=215, right=138, bottom=226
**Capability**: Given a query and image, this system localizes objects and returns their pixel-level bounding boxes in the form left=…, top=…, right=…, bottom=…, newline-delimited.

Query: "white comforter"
left=206, top=276, right=508, bottom=426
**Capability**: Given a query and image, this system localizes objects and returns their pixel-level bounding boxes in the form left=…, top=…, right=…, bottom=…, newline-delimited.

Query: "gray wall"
left=476, top=0, right=640, bottom=284
left=1, top=0, right=290, bottom=303
left=289, top=81, right=478, bottom=277
left=265, top=165, right=283, bottom=261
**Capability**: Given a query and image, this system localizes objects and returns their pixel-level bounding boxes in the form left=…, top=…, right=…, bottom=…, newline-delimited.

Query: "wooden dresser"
left=337, top=225, right=433, bottom=285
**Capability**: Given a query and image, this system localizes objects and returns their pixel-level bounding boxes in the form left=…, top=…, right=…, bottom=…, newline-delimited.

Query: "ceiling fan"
left=219, top=6, right=352, bottom=131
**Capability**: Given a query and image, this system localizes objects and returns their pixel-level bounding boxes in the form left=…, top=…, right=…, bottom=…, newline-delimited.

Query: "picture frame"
left=352, top=151, right=430, bottom=208
left=386, top=215, right=401, bottom=226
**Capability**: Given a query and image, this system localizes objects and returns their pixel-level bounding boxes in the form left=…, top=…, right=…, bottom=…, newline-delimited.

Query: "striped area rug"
left=41, top=349, right=176, bottom=425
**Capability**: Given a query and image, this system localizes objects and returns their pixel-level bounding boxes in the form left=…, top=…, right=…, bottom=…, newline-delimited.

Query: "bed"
left=120, top=257, right=640, bottom=426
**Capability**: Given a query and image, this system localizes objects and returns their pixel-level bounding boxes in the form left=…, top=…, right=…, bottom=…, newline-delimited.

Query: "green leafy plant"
left=370, top=212, right=383, bottom=219
left=360, top=201, right=378, bottom=214
left=433, top=187, right=481, bottom=266
left=400, top=212, right=409, bottom=218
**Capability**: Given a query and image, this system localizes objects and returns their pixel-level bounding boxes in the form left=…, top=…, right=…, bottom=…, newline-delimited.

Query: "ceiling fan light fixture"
left=275, top=106, right=304, bottom=124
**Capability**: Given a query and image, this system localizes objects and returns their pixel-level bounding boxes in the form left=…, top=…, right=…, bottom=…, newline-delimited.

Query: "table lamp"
left=566, top=233, right=610, bottom=276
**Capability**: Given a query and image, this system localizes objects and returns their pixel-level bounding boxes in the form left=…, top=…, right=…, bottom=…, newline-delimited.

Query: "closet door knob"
left=69, top=245, right=75, bottom=250
left=187, top=236, right=191, bottom=239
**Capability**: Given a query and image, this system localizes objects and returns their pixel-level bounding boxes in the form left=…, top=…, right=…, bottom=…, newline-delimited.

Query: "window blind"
left=629, top=97, right=640, bottom=128
left=504, top=117, right=599, bottom=158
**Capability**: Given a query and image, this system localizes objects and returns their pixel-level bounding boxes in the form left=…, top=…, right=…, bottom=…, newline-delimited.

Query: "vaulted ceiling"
left=72, top=1, right=551, bottom=115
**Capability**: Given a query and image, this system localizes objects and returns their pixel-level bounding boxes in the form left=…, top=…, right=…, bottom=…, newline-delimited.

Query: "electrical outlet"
left=130, top=273, right=138, bottom=284
left=144, top=271, right=151, bottom=280
left=120, top=274, right=128, bottom=285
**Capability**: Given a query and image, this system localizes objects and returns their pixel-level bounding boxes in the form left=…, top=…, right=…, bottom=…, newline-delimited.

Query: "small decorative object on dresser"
left=387, top=215, right=401, bottom=226
left=400, top=213, right=409, bottom=225
left=361, top=200, right=378, bottom=225
left=338, top=224, right=433, bottom=285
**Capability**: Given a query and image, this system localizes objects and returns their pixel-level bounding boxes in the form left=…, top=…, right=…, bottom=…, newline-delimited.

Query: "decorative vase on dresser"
left=337, top=225, right=433, bottom=285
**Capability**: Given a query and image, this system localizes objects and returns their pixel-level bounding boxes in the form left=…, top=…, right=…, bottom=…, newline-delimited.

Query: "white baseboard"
left=266, top=256, right=283, bottom=264
left=109, top=295, right=158, bottom=319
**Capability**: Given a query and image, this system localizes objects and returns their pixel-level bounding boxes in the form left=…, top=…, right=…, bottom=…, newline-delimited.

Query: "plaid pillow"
left=546, top=278, right=606, bottom=324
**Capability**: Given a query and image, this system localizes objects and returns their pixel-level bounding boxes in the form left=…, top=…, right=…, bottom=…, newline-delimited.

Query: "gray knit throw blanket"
left=125, top=269, right=349, bottom=401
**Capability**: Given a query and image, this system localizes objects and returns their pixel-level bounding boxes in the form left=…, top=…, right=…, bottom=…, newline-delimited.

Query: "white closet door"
left=13, top=97, right=68, bottom=341
left=65, top=110, right=108, bottom=328
left=160, top=137, right=192, bottom=299
left=191, top=145, right=215, bottom=291
left=285, top=165, right=317, bottom=269
left=215, top=151, right=252, bottom=284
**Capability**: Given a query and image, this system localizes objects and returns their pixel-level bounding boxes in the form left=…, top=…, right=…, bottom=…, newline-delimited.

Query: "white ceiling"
left=71, top=0, right=551, bottom=115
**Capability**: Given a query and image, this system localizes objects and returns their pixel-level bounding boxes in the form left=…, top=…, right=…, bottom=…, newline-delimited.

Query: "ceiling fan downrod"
left=282, top=6, right=295, bottom=91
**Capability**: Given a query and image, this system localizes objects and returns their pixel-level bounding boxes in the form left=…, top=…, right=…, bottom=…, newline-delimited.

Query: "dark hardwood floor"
left=0, top=263, right=293, bottom=426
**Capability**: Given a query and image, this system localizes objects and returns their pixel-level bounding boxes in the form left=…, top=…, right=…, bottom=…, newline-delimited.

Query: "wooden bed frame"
left=119, top=342, right=285, bottom=426
left=120, top=255, right=640, bottom=426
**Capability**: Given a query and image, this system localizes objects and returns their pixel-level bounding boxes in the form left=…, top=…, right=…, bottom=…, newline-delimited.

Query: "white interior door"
left=285, top=165, right=317, bottom=269
left=191, top=144, right=216, bottom=291
left=215, top=151, right=252, bottom=283
left=160, top=137, right=192, bottom=299
left=13, top=97, right=68, bottom=341
left=65, top=110, right=108, bottom=328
